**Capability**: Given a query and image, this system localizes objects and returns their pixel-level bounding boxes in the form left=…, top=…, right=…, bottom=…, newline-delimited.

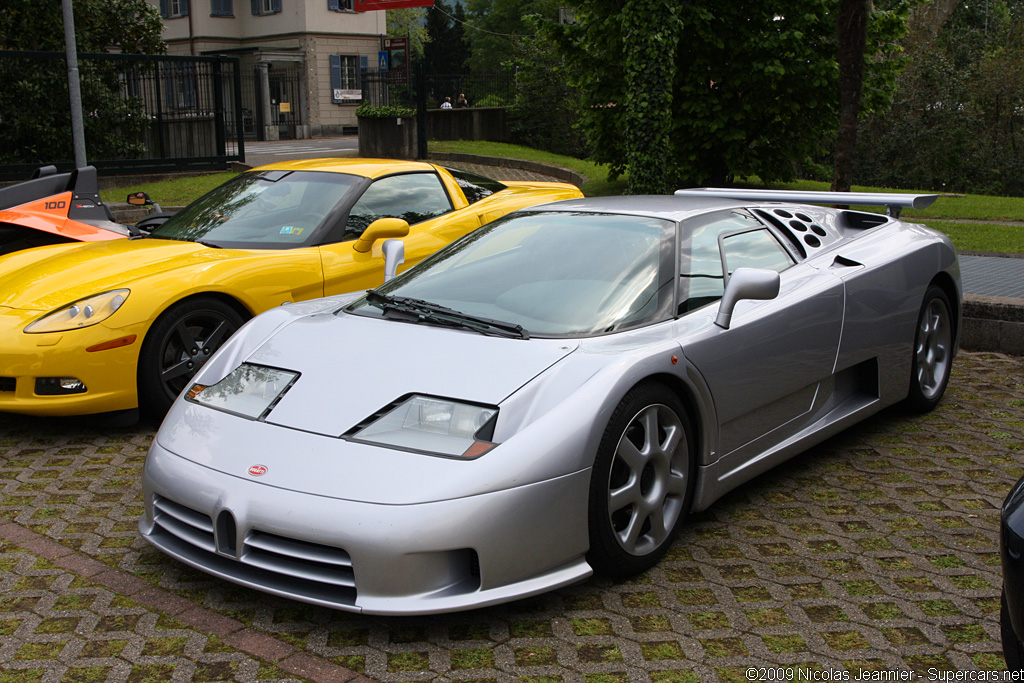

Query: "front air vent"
left=147, top=494, right=357, bottom=608
left=0, top=377, right=14, bottom=392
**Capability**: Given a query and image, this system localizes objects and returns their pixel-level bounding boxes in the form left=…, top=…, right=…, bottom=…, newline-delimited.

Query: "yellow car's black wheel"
left=138, top=297, right=245, bottom=419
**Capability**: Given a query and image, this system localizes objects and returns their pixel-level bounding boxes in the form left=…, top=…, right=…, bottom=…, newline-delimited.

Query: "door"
left=319, top=171, right=481, bottom=296
left=679, top=212, right=845, bottom=457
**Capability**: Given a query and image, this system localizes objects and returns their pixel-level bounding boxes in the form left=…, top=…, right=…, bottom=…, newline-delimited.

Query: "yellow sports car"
left=0, top=158, right=583, bottom=419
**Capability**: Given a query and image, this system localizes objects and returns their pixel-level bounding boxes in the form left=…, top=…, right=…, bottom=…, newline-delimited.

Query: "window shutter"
left=160, top=0, right=169, bottom=17
left=181, top=0, right=189, bottom=16
left=251, top=0, right=259, bottom=14
left=330, top=55, right=343, bottom=104
left=359, top=55, right=368, bottom=72
left=272, top=0, right=281, bottom=11
left=328, top=0, right=340, bottom=9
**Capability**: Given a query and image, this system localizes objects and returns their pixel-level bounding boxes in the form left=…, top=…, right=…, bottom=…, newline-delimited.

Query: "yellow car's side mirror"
left=353, top=217, right=410, bottom=253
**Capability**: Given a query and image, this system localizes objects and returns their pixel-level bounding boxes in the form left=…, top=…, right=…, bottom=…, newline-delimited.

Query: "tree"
left=464, top=0, right=562, bottom=73
left=0, top=0, right=165, bottom=165
left=550, top=0, right=913, bottom=193
left=386, top=8, right=430, bottom=62
left=0, top=0, right=164, bottom=53
left=855, top=0, right=1024, bottom=196
left=423, top=0, right=470, bottom=74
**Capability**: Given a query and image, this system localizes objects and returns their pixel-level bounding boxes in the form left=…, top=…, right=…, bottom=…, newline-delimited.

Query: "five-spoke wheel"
left=138, top=297, right=246, bottom=419
left=588, top=382, right=694, bottom=577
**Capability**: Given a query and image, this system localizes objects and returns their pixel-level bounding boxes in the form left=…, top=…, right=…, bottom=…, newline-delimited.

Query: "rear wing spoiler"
left=674, top=188, right=937, bottom=218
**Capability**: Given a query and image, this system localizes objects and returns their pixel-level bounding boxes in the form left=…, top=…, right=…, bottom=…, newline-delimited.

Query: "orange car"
left=0, top=165, right=165, bottom=256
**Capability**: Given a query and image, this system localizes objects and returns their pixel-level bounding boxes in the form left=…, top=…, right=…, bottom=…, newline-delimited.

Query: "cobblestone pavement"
left=1, top=351, right=1022, bottom=682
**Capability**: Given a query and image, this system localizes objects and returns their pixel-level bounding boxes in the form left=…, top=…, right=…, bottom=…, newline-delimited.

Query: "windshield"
left=349, top=211, right=676, bottom=337
left=150, top=170, right=361, bottom=249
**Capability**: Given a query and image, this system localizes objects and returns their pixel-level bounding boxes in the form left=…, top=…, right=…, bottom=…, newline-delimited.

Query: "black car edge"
left=1001, top=474, right=1024, bottom=670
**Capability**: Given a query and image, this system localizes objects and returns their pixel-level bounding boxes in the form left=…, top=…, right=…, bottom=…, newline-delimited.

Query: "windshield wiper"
left=365, top=291, right=529, bottom=340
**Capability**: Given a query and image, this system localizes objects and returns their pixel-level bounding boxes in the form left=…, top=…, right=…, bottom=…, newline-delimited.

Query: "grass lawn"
left=103, top=139, right=1024, bottom=253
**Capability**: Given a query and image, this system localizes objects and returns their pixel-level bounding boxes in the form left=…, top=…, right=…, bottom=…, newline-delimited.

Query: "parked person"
left=440, top=97, right=453, bottom=109
left=455, top=93, right=470, bottom=108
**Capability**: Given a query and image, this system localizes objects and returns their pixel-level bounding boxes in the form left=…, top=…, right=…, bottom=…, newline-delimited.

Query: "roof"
left=250, top=158, right=437, bottom=179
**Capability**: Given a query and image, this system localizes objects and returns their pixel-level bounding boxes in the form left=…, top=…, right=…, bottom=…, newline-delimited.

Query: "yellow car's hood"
left=0, top=239, right=229, bottom=311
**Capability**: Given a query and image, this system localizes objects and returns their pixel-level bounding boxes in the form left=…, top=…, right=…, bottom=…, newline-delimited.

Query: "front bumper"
left=140, top=439, right=593, bottom=615
left=1002, top=475, right=1024, bottom=642
left=0, top=306, right=142, bottom=416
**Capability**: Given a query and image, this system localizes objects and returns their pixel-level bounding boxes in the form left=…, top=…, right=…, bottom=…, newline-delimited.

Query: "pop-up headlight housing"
left=25, top=289, right=130, bottom=334
left=348, top=394, right=498, bottom=458
left=186, top=363, right=299, bottom=420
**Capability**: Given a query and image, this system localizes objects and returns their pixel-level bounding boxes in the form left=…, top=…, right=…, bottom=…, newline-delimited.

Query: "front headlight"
left=25, top=289, right=131, bottom=334
left=348, top=394, right=498, bottom=458
left=186, top=363, right=299, bottom=420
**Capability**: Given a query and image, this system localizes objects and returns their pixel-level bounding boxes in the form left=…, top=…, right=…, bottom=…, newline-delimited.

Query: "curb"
left=962, top=294, right=1024, bottom=355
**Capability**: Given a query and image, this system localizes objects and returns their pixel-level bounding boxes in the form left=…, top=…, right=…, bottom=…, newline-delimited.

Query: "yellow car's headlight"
left=25, top=290, right=130, bottom=334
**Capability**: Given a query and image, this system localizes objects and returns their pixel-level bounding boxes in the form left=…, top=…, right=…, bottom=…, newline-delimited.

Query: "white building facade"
left=152, top=0, right=387, bottom=139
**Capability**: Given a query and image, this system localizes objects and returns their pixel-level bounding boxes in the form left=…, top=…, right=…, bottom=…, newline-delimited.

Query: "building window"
left=251, top=0, right=282, bottom=15
left=330, top=55, right=361, bottom=104
left=160, top=0, right=190, bottom=18
left=328, top=0, right=354, bottom=10
left=211, top=0, right=234, bottom=16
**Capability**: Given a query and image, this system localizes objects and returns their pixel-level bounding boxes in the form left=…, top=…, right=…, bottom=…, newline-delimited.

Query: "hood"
left=0, top=238, right=232, bottom=311
left=249, top=310, right=579, bottom=436
left=153, top=309, right=581, bottom=504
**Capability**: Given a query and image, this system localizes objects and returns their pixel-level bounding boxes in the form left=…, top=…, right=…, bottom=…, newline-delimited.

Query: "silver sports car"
left=139, top=189, right=961, bottom=615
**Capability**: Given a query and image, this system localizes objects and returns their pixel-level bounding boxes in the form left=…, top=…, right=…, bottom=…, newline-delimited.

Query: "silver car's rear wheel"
left=905, top=285, right=954, bottom=413
left=588, top=382, right=693, bottom=577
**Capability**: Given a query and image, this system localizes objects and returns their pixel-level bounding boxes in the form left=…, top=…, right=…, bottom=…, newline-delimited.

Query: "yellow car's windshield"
left=150, top=170, right=361, bottom=249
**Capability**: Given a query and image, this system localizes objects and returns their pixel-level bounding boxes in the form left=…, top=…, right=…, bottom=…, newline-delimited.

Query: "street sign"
left=378, top=51, right=390, bottom=71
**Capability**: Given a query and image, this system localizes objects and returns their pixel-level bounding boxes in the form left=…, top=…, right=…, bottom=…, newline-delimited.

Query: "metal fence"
left=0, top=51, right=244, bottom=181
left=361, top=70, right=515, bottom=110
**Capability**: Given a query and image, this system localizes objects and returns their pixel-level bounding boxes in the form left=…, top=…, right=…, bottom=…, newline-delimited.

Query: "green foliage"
left=856, top=0, right=1024, bottom=196
left=548, top=1, right=912, bottom=193
left=354, top=104, right=417, bottom=119
left=424, top=0, right=471, bottom=74
left=0, top=0, right=165, bottom=53
left=0, top=0, right=164, bottom=165
left=505, top=22, right=588, bottom=158
left=464, top=0, right=563, bottom=74
left=386, top=8, right=429, bottom=60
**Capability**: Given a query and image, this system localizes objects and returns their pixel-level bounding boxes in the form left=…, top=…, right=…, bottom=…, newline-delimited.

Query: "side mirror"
left=126, top=191, right=153, bottom=206
left=382, top=239, right=405, bottom=282
left=353, top=217, right=410, bottom=254
left=715, top=267, right=780, bottom=329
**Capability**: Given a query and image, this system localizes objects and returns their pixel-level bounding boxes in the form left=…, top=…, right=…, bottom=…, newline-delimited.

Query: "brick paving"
left=0, top=350, right=1022, bottom=682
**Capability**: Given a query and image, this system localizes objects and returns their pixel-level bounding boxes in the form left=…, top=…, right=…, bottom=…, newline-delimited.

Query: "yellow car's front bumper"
left=0, top=306, right=145, bottom=416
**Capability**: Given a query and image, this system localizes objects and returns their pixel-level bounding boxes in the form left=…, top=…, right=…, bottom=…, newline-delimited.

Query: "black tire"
left=587, top=382, right=695, bottom=578
left=903, top=285, right=954, bottom=413
left=1003, top=590, right=1024, bottom=671
left=138, top=297, right=246, bottom=419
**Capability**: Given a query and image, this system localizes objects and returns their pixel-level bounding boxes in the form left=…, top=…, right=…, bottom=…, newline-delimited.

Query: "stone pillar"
left=258, top=62, right=279, bottom=141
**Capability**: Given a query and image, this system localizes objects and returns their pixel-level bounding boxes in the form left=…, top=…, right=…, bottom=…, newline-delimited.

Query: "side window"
left=679, top=211, right=762, bottom=313
left=344, top=174, right=453, bottom=240
left=720, top=229, right=794, bottom=278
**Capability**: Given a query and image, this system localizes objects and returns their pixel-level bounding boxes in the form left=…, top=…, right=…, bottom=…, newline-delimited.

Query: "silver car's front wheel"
left=588, top=382, right=693, bottom=577
left=905, top=285, right=954, bottom=413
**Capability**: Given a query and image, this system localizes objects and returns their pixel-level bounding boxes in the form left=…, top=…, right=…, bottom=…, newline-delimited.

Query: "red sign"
left=248, top=465, right=268, bottom=477
left=355, top=0, right=433, bottom=10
